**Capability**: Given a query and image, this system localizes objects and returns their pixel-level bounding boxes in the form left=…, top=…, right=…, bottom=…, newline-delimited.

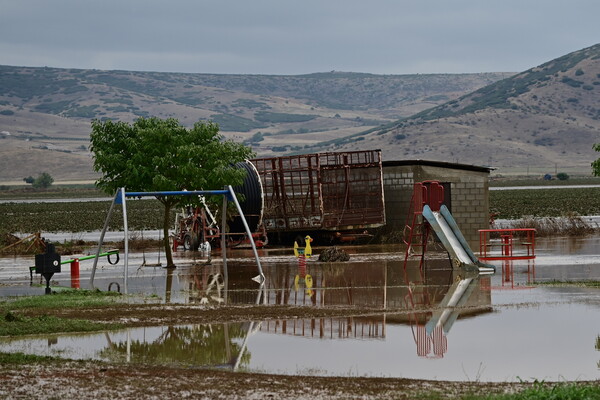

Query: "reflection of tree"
left=99, top=323, right=250, bottom=368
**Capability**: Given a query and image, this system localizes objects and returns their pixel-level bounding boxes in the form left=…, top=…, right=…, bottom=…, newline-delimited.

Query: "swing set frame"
left=90, top=186, right=265, bottom=294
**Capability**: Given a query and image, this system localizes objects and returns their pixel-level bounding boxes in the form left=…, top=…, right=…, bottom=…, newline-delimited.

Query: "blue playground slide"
left=422, top=204, right=495, bottom=274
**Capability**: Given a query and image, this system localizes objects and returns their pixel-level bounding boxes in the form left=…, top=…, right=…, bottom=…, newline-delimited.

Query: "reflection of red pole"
left=71, top=259, right=80, bottom=289
left=298, top=254, right=306, bottom=278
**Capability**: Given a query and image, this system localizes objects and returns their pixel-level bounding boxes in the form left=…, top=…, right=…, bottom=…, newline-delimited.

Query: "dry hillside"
left=0, top=67, right=509, bottom=182
left=314, top=44, right=600, bottom=175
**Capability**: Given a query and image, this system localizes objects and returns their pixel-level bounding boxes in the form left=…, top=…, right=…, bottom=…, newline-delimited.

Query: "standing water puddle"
left=1, top=237, right=600, bottom=381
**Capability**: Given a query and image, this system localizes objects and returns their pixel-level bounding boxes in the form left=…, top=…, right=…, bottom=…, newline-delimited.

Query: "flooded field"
left=1, top=236, right=599, bottom=382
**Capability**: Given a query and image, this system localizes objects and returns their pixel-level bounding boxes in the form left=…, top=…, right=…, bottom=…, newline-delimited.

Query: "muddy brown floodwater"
left=1, top=237, right=599, bottom=398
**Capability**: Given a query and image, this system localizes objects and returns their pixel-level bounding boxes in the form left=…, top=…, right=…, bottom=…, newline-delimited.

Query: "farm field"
left=489, top=187, right=600, bottom=219
left=2, top=186, right=600, bottom=236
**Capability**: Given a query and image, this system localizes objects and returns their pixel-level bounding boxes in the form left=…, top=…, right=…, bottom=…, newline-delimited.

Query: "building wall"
left=382, top=164, right=490, bottom=248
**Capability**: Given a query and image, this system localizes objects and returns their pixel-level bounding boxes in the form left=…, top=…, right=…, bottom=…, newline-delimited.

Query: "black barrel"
left=228, top=161, right=263, bottom=235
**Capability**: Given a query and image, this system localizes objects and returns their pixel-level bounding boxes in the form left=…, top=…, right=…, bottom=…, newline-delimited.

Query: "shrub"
left=509, top=215, right=595, bottom=237
left=245, top=132, right=264, bottom=143
left=556, top=172, right=569, bottom=180
left=254, top=111, right=317, bottom=123
left=32, top=172, right=53, bottom=189
left=209, top=114, right=266, bottom=132
left=561, top=77, right=584, bottom=88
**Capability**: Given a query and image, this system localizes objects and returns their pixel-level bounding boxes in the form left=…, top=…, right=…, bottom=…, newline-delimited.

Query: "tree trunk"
left=163, top=202, right=175, bottom=268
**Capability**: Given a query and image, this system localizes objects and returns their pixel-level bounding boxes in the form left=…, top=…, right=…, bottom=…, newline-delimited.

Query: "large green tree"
left=90, top=117, right=254, bottom=267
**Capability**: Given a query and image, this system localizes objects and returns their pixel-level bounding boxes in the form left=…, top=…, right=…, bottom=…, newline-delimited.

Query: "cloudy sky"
left=0, top=0, right=598, bottom=76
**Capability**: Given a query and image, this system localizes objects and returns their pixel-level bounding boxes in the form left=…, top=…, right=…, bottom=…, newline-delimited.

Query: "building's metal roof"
left=382, top=159, right=494, bottom=173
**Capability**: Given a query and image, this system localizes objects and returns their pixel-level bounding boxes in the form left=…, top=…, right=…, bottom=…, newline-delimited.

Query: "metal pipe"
left=124, top=190, right=229, bottom=198
left=62, top=250, right=119, bottom=264
left=221, top=193, right=228, bottom=304
left=227, top=185, right=264, bottom=282
left=90, top=191, right=119, bottom=289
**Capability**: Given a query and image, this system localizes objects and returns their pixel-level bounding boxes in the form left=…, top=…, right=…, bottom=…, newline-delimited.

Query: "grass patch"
left=461, top=382, right=600, bottom=400
left=0, top=290, right=123, bottom=336
left=0, top=313, right=120, bottom=336
left=0, top=289, right=122, bottom=312
left=0, top=351, right=58, bottom=364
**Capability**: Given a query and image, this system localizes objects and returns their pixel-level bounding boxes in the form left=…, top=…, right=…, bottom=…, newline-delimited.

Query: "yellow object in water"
left=305, top=274, right=313, bottom=296
left=293, top=235, right=313, bottom=257
left=304, top=235, right=312, bottom=258
left=305, top=274, right=313, bottom=288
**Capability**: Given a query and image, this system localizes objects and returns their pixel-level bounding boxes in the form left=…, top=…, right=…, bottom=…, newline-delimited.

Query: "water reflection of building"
left=261, top=316, right=385, bottom=339
left=177, top=257, right=494, bottom=358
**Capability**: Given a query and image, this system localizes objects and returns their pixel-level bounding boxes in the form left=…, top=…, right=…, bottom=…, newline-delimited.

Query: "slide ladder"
left=402, top=181, right=445, bottom=271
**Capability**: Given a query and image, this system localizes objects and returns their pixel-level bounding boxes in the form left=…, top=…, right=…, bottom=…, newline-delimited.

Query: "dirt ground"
left=3, top=303, right=596, bottom=399
left=1, top=360, right=534, bottom=399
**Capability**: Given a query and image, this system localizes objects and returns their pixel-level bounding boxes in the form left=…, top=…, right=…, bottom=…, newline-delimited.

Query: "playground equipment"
left=31, top=248, right=119, bottom=288
left=293, top=235, right=314, bottom=296
left=403, top=181, right=495, bottom=274
left=478, top=228, right=536, bottom=261
left=34, top=242, right=61, bottom=294
left=91, top=186, right=264, bottom=294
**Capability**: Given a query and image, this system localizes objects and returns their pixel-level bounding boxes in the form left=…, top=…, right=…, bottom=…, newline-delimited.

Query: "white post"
left=121, top=187, right=129, bottom=294
left=221, top=192, right=228, bottom=305
left=227, top=185, right=265, bottom=282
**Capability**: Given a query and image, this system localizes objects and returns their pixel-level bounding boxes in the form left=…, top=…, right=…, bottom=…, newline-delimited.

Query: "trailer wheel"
left=183, top=233, right=200, bottom=251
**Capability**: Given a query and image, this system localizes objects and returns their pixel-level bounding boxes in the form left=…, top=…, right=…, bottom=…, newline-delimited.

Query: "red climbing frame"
left=478, top=228, right=536, bottom=261
left=403, top=181, right=445, bottom=270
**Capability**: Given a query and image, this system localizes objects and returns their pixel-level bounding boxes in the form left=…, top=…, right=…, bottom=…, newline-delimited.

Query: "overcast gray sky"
left=0, top=0, right=598, bottom=75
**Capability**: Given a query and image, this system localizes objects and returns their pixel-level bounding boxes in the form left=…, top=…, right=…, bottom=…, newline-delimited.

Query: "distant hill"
left=0, top=66, right=510, bottom=181
left=311, top=44, right=600, bottom=176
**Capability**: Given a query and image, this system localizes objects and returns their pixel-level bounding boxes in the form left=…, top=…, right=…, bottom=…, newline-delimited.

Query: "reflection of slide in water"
left=422, top=205, right=495, bottom=273
left=414, top=277, right=478, bottom=358
left=425, top=277, right=477, bottom=335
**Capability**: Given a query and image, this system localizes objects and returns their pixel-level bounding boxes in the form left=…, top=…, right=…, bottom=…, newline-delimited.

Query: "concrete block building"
left=382, top=159, right=492, bottom=248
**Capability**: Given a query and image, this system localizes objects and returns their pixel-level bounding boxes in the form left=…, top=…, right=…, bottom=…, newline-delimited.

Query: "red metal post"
left=71, top=259, right=80, bottom=289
